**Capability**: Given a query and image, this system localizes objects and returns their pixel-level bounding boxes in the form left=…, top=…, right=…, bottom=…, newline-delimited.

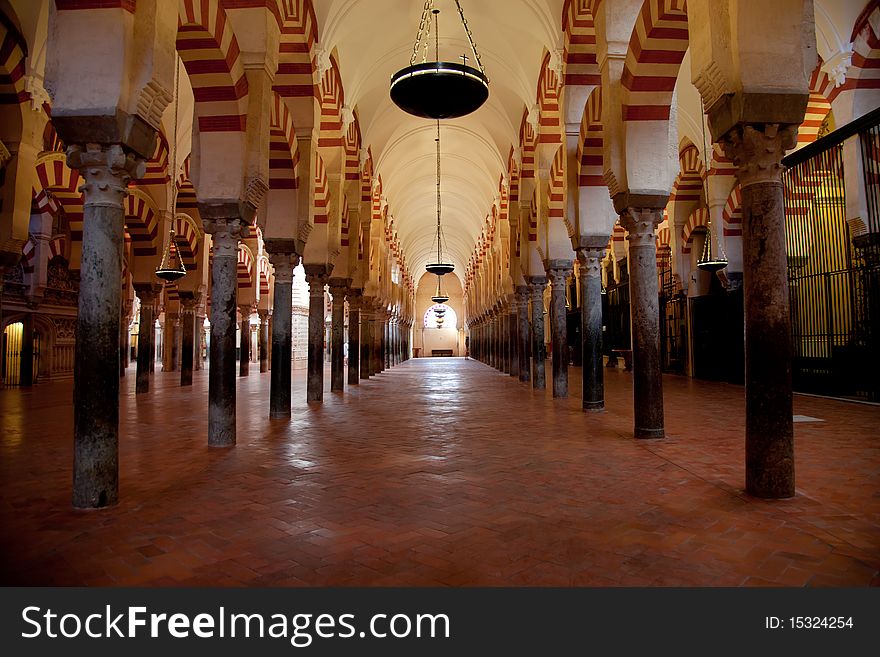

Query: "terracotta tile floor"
left=1, top=358, right=878, bottom=587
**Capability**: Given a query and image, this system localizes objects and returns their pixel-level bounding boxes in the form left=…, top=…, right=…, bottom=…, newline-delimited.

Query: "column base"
left=634, top=427, right=665, bottom=439
left=582, top=401, right=604, bottom=412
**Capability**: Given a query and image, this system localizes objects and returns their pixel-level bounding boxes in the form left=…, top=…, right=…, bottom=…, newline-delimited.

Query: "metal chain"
left=410, top=0, right=435, bottom=66
left=422, top=7, right=432, bottom=63
left=436, top=119, right=442, bottom=262
left=454, top=0, right=486, bottom=76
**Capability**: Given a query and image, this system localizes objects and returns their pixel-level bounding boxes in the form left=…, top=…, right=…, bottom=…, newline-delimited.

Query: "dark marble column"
left=722, top=123, right=798, bottom=498
left=258, top=310, right=269, bottom=373
left=134, top=285, right=157, bottom=394
left=360, top=300, right=373, bottom=379
left=20, top=312, right=34, bottom=386
left=67, top=144, right=143, bottom=508
left=491, top=310, right=500, bottom=369
left=620, top=207, right=665, bottom=439
left=508, top=305, right=519, bottom=378
left=304, top=265, right=330, bottom=403
left=203, top=215, right=244, bottom=447
left=266, top=249, right=297, bottom=419
left=501, top=303, right=511, bottom=374
left=347, top=290, right=361, bottom=385
left=328, top=278, right=349, bottom=392
left=239, top=306, right=251, bottom=377
left=528, top=277, right=547, bottom=389
left=577, top=247, right=606, bottom=411
left=516, top=286, right=530, bottom=383
left=373, top=311, right=384, bottom=374
left=168, top=313, right=180, bottom=372
left=180, top=295, right=197, bottom=386
left=546, top=262, right=572, bottom=398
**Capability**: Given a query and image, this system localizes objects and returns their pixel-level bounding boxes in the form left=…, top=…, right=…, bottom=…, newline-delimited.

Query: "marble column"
left=304, top=265, right=330, bottom=402
left=258, top=310, right=269, bottom=373
left=516, top=286, right=530, bottom=383
left=620, top=207, right=665, bottom=439
left=347, top=290, right=362, bottom=385
left=508, top=305, right=519, bottom=378
left=528, top=277, right=547, bottom=389
left=386, top=316, right=393, bottom=369
left=134, top=285, right=157, bottom=394
left=239, top=306, right=251, bottom=377
left=328, top=278, right=349, bottom=392
left=546, top=261, right=572, bottom=398
left=266, top=249, right=297, bottom=419
left=722, top=123, right=798, bottom=498
left=373, top=311, right=384, bottom=374
left=203, top=216, right=244, bottom=447
left=168, top=313, right=180, bottom=372
left=67, top=144, right=143, bottom=508
left=500, top=304, right=511, bottom=374
left=490, top=310, right=499, bottom=369
left=577, top=247, right=606, bottom=411
left=360, top=300, right=373, bottom=379
left=180, top=295, right=197, bottom=386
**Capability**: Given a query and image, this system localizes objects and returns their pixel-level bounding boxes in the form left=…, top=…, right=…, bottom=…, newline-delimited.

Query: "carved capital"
left=620, top=208, right=663, bottom=248
left=720, top=123, right=798, bottom=187
left=258, top=309, right=270, bottom=322
left=67, top=144, right=145, bottom=208
left=267, top=251, right=299, bottom=284
left=576, top=247, right=604, bottom=279
left=133, top=283, right=160, bottom=304
left=304, top=264, right=331, bottom=297
left=204, top=218, right=244, bottom=258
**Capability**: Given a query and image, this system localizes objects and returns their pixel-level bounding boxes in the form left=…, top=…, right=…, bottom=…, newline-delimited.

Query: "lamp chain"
left=454, top=0, right=486, bottom=76
left=436, top=119, right=442, bottom=263
left=410, top=0, right=435, bottom=66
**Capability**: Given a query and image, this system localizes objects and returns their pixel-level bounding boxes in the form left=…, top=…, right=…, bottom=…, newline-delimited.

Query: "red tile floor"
left=1, top=358, right=878, bottom=586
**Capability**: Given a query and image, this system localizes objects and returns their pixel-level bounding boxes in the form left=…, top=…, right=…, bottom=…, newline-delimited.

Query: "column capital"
left=620, top=208, right=664, bottom=248
left=267, top=252, right=299, bottom=283
left=720, top=123, right=798, bottom=187
left=327, top=277, right=352, bottom=297
left=576, top=247, right=604, bottom=279
left=204, top=218, right=246, bottom=257
left=239, top=304, right=255, bottom=317
left=179, top=293, right=199, bottom=312
left=133, top=282, right=161, bottom=303
left=258, top=309, right=270, bottom=321
left=544, top=259, right=573, bottom=286
left=67, top=144, right=145, bottom=208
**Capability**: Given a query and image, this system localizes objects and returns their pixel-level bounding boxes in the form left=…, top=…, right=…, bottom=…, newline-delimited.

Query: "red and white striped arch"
left=318, top=54, right=345, bottom=148
left=237, top=243, right=254, bottom=289
left=838, top=4, right=880, bottom=99
left=124, top=189, right=161, bottom=257
left=34, top=153, right=83, bottom=242
left=313, top=151, right=328, bottom=224
left=549, top=146, right=570, bottom=236
left=536, top=52, right=562, bottom=145
left=173, top=213, right=201, bottom=270
left=656, top=214, right=671, bottom=268
left=344, top=112, right=361, bottom=183
left=269, top=92, right=299, bottom=190
left=681, top=206, right=708, bottom=254
left=518, top=112, right=537, bottom=181
left=670, top=142, right=704, bottom=202
left=258, top=255, right=272, bottom=296
left=797, top=62, right=834, bottom=146
left=136, top=130, right=170, bottom=185
left=621, top=0, right=689, bottom=121
left=0, top=18, right=28, bottom=104
left=578, top=86, right=604, bottom=187
left=177, top=0, right=248, bottom=134
left=722, top=186, right=742, bottom=237
left=274, top=0, right=318, bottom=99
left=563, top=0, right=600, bottom=86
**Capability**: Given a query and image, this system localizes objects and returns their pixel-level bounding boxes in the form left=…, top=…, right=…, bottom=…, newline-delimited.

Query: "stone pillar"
left=67, top=144, right=143, bottom=508
left=577, top=247, right=605, bottom=411
left=258, top=310, right=269, bottom=373
left=266, top=249, right=297, bottom=419
left=203, top=216, right=244, bottom=447
left=500, top=304, right=511, bottom=374
left=19, top=313, right=34, bottom=386
left=373, top=310, right=384, bottom=374
left=347, top=290, right=361, bottom=385
left=360, top=300, right=373, bottom=379
left=304, top=265, right=330, bottom=402
left=180, top=295, right=197, bottom=386
left=722, top=123, right=798, bottom=498
left=134, top=286, right=156, bottom=393
left=328, top=278, right=349, bottom=392
left=490, top=310, right=499, bottom=369
left=545, top=262, right=572, bottom=398
left=620, top=207, right=665, bottom=439
left=239, top=306, right=251, bottom=377
left=528, top=277, right=547, bottom=389
left=168, top=313, right=180, bottom=372
left=508, top=305, right=519, bottom=378
left=516, top=286, right=530, bottom=383
left=385, top=316, right=393, bottom=369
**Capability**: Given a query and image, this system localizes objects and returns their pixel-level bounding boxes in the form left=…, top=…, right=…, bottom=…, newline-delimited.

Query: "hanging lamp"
left=391, top=1, right=489, bottom=119
left=155, top=55, right=187, bottom=283
left=431, top=274, right=450, bottom=303
left=696, top=111, right=728, bottom=273
left=425, top=120, right=455, bottom=276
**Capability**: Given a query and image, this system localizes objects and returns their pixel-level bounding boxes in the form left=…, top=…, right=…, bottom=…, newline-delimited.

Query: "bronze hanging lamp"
left=425, top=120, right=455, bottom=276
left=696, top=112, right=728, bottom=273
left=391, top=1, right=489, bottom=120
left=155, top=56, right=187, bottom=283
left=431, top=274, right=450, bottom=303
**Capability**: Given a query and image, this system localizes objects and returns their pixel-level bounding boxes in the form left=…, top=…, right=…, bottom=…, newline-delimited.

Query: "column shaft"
left=578, top=250, right=605, bottom=411
left=529, top=280, right=547, bottom=389
left=239, top=310, right=250, bottom=377
left=268, top=255, right=295, bottom=418
left=547, top=264, right=572, bottom=398
left=348, top=303, right=360, bottom=385
left=329, top=281, right=348, bottom=392
left=516, top=287, right=530, bottom=383
left=305, top=270, right=327, bottom=402
left=180, top=300, right=196, bottom=386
